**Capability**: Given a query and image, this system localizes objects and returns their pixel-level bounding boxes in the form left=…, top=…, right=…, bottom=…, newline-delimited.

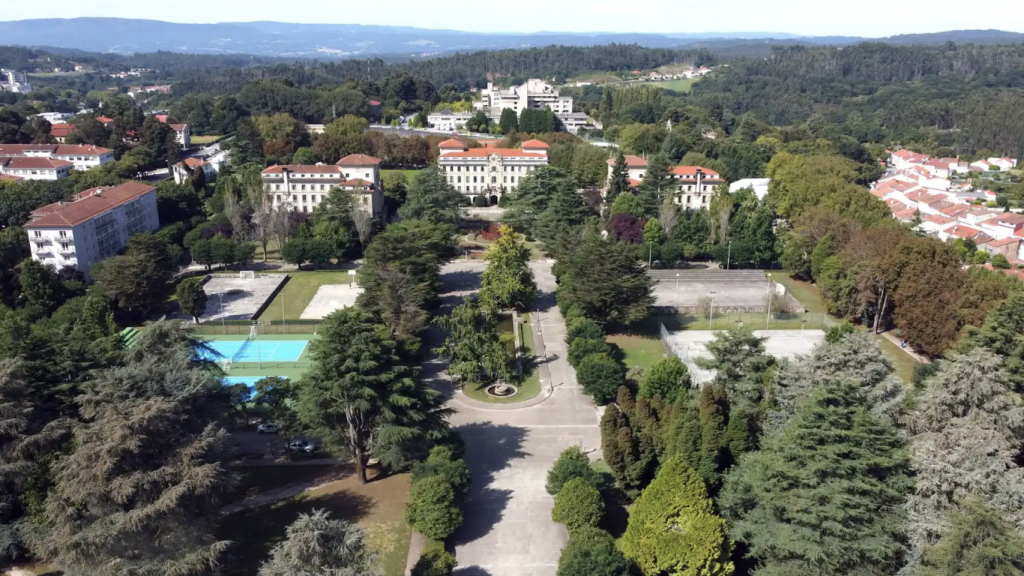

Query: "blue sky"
left=2, top=0, right=1023, bottom=37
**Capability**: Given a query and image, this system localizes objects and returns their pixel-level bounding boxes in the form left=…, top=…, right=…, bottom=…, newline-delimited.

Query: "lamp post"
left=218, top=294, right=225, bottom=330
left=709, top=290, right=716, bottom=330
left=765, top=273, right=772, bottom=329
left=674, top=273, right=681, bottom=307
left=727, top=240, right=732, bottom=270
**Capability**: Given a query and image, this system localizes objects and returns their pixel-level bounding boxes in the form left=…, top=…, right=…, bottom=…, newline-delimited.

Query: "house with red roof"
left=0, top=143, right=114, bottom=171
left=25, top=181, right=159, bottom=279
left=154, top=115, right=191, bottom=149
left=437, top=139, right=549, bottom=205
left=0, top=156, right=73, bottom=180
left=260, top=154, right=384, bottom=217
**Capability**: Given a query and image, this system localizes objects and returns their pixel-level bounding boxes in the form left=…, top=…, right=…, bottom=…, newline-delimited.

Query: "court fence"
left=192, top=319, right=323, bottom=336
left=669, top=311, right=835, bottom=332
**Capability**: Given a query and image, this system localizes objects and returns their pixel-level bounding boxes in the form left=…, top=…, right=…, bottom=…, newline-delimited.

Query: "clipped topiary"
left=411, top=546, right=457, bottom=576
left=566, top=318, right=603, bottom=346
left=546, top=445, right=601, bottom=495
left=568, top=337, right=611, bottom=367
left=551, top=477, right=604, bottom=534
left=405, top=475, right=463, bottom=540
left=576, top=353, right=626, bottom=405
left=557, top=526, right=630, bottom=576
left=639, top=355, right=691, bottom=403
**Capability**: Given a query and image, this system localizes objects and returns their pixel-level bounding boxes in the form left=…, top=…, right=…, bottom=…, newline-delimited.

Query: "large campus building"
left=0, top=143, right=116, bottom=172
left=260, top=154, right=385, bottom=217
left=25, top=181, right=160, bottom=278
left=607, top=155, right=724, bottom=209
left=475, top=79, right=574, bottom=116
left=437, top=138, right=549, bottom=205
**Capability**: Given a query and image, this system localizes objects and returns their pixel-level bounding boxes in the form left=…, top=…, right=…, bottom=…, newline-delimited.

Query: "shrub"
left=825, top=321, right=856, bottom=344
left=557, top=527, right=630, bottom=576
left=576, top=353, right=626, bottom=404
left=405, top=475, right=463, bottom=540
left=639, top=355, right=691, bottom=403
left=410, top=446, right=471, bottom=498
left=551, top=478, right=604, bottom=534
left=993, top=253, right=1011, bottom=269
left=568, top=337, right=611, bottom=367
left=566, top=318, right=604, bottom=346
left=564, top=304, right=588, bottom=327
left=472, top=195, right=490, bottom=208
left=411, top=546, right=457, bottom=576
left=546, top=446, right=601, bottom=495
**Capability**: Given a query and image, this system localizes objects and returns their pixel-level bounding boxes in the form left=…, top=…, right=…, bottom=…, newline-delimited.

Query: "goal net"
left=239, top=270, right=256, bottom=280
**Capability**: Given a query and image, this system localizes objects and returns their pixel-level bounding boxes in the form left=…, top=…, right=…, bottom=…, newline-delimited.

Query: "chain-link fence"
left=672, top=312, right=834, bottom=332
left=191, top=319, right=323, bottom=336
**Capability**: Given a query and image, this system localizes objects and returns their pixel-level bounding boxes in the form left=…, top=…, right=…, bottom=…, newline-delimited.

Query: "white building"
left=987, top=157, right=1019, bottom=171
left=0, top=157, right=73, bottom=180
left=605, top=155, right=723, bottom=208
left=606, top=155, right=649, bottom=187
left=0, top=69, right=32, bottom=93
left=25, top=181, right=160, bottom=279
left=475, top=79, right=574, bottom=116
left=261, top=154, right=384, bottom=217
left=34, top=112, right=73, bottom=124
left=729, top=178, right=771, bottom=200
left=437, top=138, right=549, bottom=205
left=427, top=109, right=474, bottom=132
left=172, top=157, right=219, bottom=185
left=0, top=144, right=115, bottom=171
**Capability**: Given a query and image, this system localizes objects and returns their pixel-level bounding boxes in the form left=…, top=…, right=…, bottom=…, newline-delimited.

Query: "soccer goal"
left=219, top=359, right=232, bottom=372
left=239, top=270, right=256, bottom=280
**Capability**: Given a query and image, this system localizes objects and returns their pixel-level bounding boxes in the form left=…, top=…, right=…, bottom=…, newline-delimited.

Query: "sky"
left=1, top=0, right=1023, bottom=37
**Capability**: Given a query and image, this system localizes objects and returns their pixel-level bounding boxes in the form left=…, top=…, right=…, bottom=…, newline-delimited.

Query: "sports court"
left=661, top=327, right=826, bottom=385
left=199, top=273, right=288, bottom=322
left=204, top=339, right=308, bottom=363
left=222, top=375, right=288, bottom=389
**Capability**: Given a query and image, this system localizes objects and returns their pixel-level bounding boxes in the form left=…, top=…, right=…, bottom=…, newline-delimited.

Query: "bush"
left=551, top=478, right=604, bottom=534
left=639, top=355, right=690, bottom=403
left=411, top=546, right=457, bottom=576
left=825, top=321, right=856, bottom=344
left=568, top=337, right=611, bottom=367
left=410, top=446, right=471, bottom=498
left=405, top=475, right=463, bottom=540
left=472, top=195, right=490, bottom=208
left=566, top=318, right=604, bottom=346
left=546, top=446, right=601, bottom=495
left=564, top=304, right=588, bottom=327
left=576, top=353, right=626, bottom=404
left=557, top=527, right=630, bottom=576
left=993, top=253, right=1011, bottom=269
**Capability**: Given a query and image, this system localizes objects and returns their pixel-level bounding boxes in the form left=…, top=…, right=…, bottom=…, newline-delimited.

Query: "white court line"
left=261, top=343, right=280, bottom=362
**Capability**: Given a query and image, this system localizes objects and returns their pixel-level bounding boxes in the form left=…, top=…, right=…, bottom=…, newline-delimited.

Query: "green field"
left=648, top=78, right=697, bottom=93
left=569, top=72, right=622, bottom=84
left=607, top=332, right=669, bottom=373
left=256, top=271, right=354, bottom=323
left=382, top=169, right=423, bottom=185
left=190, top=134, right=224, bottom=145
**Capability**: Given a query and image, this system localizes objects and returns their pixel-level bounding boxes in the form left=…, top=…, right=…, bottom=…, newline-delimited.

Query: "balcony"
left=31, top=236, right=48, bottom=244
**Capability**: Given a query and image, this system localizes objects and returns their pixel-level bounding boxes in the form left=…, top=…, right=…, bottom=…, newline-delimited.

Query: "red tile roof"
left=521, top=139, right=549, bottom=149
left=0, top=157, right=73, bottom=170
left=941, top=205, right=971, bottom=217
left=155, top=115, right=169, bottom=123
left=947, top=225, right=982, bottom=239
left=438, top=139, right=466, bottom=149
left=628, top=178, right=641, bottom=187
left=670, top=165, right=721, bottom=178
left=336, top=154, right=382, bottom=166
left=607, top=155, right=647, bottom=168
left=988, top=237, right=1021, bottom=247
left=168, top=124, right=187, bottom=132
left=338, top=179, right=375, bottom=188
left=0, top=144, right=112, bottom=156
left=27, top=182, right=155, bottom=228
left=923, top=214, right=952, bottom=225
left=894, top=208, right=917, bottom=218
left=440, top=149, right=547, bottom=159
left=96, top=116, right=114, bottom=124
left=263, top=164, right=342, bottom=175
left=175, top=158, right=206, bottom=169
left=50, top=123, right=73, bottom=138
left=0, top=174, right=22, bottom=182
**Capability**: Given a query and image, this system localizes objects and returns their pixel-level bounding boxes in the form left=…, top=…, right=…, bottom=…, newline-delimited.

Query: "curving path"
left=422, top=260, right=602, bottom=576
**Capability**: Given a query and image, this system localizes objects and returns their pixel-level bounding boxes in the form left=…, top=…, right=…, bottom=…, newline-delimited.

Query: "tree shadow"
left=450, top=422, right=528, bottom=547
left=453, top=567, right=495, bottom=576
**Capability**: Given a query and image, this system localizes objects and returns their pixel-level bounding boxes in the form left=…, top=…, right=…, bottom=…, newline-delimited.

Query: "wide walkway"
left=425, top=261, right=602, bottom=576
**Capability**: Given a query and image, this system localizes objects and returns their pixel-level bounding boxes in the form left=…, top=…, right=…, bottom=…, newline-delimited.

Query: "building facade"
left=437, top=138, right=549, bottom=205
left=0, top=157, right=73, bottom=180
left=0, top=144, right=115, bottom=171
left=0, top=69, right=32, bottom=93
left=606, top=155, right=723, bottom=208
left=260, top=154, right=384, bottom=217
left=475, top=79, right=574, bottom=116
left=427, top=109, right=474, bottom=132
left=25, top=181, right=160, bottom=278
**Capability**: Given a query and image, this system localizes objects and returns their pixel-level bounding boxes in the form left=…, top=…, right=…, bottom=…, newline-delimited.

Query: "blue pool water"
left=204, top=340, right=308, bottom=363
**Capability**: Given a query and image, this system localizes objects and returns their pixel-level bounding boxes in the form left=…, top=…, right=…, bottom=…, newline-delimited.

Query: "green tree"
left=434, top=297, right=515, bottom=386
left=411, top=446, right=471, bottom=498
left=556, top=228, right=655, bottom=324
left=576, top=353, right=626, bottom=404
left=533, top=183, right=594, bottom=246
left=639, top=355, right=691, bottom=403
left=479, top=224, right=536, bottom=312
left=411, top=546, right=458, bottom=576
left=695, top=325, right=774, bottom=407
left=638, top=153, right=674, bottom=218
left=92, top=253, right=168, bottom=317
left=992, top=253, right=1011, bottom=269
left=18, top=258, right=65, bottom=315
left=175, top=277, right=208, bottom=323
left=551, top=477, right=604, bottom=534
left=918, top=497, right=1024, bottom=576
left=720, top=382, right=911, bottom=576
left=398, top=164, right=463, bottom=227
left=609, top=192, right=645, bottom=218
left=405, top=475, right=463, bottom=540
left=621, top=457, right=734, bottom=576
left=295, top=307, right=450, bottom=483
left=546, top=445, right=601, bottom=495
left=643, top=217, right=666, bottom=246
left=557, top=527, right=630, bottom=576
left=258, top=509, right=381, bottom=576
left=499, top=108, right=519, bottom=135
left=606, top=151, right=630, bottom=203
left=568, top=337, right=611, bottom=368
left=964, top=290, right=1024, bottom=387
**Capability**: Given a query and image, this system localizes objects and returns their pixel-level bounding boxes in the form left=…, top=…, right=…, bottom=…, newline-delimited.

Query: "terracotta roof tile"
left=27, top=182, right=155, bottom=228
left=671, top=165, right=721, bottom=178
left=336, top=154, right=382, bottom=166
left=607, top=155, right=647, bottom=168
left=440, top=149, right=547, bottom=159
left=521, top=139, right=549, bottom=149
left=438, top=139, right=466, bottom=149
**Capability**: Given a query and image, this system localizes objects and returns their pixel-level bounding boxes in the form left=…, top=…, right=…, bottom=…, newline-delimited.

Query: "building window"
left=60, top=243, right=69, bottom=251
left=33, top=231, right=40, bottom=237
left=491, top=177, right=497, bottom=183
left=59, top=231, right=67, bottom=238
left=301, top=195, right=306, bottom=202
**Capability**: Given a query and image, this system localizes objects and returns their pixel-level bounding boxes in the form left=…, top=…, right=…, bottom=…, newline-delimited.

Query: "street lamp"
left=675, top=273, right=681, bottom=308
left=709, top=290, right=716, bottom=330
left=766, top=273, right=772, bottom=329
left=727, top=240, right=732, bottom=270
left=218, top=294, right=225, bottom=330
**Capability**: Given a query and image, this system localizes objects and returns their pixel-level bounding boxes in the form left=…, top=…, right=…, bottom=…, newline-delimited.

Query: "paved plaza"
left=299, top=284, right=364, bottom=319
left=199, top=274, right=287, bottom=322
left=425, top=260, right=602, bottom=576
left=662, top=328, right=826, bottom=385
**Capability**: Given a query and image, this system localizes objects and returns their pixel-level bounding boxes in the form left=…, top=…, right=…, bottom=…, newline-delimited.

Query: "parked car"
left=256, top=422, right=279, bottom=434
left=287, top=439, right=320, bottom=454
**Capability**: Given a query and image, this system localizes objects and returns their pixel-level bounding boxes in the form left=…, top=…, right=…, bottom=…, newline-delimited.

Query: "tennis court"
left=206, top=340, right=308, bottom=363
left=222, top=376, right=288, bottom=389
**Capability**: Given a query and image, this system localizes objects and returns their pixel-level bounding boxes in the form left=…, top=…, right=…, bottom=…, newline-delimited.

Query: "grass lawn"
left=648, top=78, right=697, bottom=92
left=256, top=272, right=353, bottom=323
left=569, top=72, right=622, bottom=83
left=873, top=333, right=921, bottom=384
left=672, top=311, right=831, bottom=331
left=461, top=314, right=542, bottom=404
left=382, top=169, right=423, bottom=184
left=191, top=135, right=224, bottom=145
left=218, top=466, right=411, bottom=576
left=606, top=332, right=669, bottom=373
left=769, top=272, right=827, bottom=314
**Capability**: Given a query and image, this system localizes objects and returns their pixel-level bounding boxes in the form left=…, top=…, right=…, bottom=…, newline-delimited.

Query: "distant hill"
left=0, top=18, right=1021, bottom=59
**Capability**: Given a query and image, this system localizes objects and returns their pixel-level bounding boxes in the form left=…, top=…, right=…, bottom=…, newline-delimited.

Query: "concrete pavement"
left=425, top=260, right=602, bottom=576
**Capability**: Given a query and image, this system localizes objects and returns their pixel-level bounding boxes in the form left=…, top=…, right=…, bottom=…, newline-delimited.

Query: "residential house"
left=25, top=181, right=159, bottom=279
left=427, top=109, right=474, bottom=132
left=607, top=155, right=649, bottom=186
left=155, top=115, right=191, bottom=149
left=172, top=157, right=217, bottom=185
left=670, top=166, right=722, bottom=209
left=987, top=157, right=1019, bottom=171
